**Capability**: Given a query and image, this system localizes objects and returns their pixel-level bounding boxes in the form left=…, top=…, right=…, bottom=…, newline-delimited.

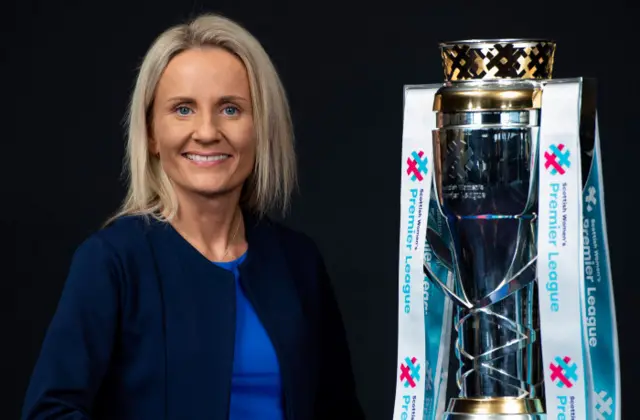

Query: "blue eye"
left=176, top=106, right=192, bottom=116
left=223, top=106, right=239, bottom=116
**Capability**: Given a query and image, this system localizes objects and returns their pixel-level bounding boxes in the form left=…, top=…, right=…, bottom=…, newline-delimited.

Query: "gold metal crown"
left=440, top=39, right=556, bottom=81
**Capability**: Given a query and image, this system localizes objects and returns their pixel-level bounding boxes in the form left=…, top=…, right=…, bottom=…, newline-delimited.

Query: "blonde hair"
left=107, top=13, right=296, bottom=225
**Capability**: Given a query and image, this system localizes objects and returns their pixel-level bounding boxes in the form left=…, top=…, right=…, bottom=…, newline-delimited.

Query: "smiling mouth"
left=183, top=153, right=231, bottom=162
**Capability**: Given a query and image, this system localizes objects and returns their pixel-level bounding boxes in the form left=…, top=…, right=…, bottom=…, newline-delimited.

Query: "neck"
left=170, top=188, right=246, bottom=262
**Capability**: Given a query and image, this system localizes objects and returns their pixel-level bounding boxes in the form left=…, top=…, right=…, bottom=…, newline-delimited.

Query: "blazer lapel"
left=239, top=217, right=313, bottom=419
left=146, top=220, right=237, bottom=419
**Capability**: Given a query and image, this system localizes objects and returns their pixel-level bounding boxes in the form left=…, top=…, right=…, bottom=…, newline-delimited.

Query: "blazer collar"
left=140, top=209, right=270, bottom=269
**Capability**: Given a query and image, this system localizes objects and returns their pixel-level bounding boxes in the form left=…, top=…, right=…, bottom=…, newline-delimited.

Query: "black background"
left=4, top=2, right=638, bottom=419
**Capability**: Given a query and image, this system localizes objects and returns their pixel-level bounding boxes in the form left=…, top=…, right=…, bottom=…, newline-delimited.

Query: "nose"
left=192, top=112, right=220, bottom=143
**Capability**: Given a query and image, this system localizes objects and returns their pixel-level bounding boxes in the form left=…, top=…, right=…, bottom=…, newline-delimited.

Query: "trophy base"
left=442, top=398, right=546, bottom=420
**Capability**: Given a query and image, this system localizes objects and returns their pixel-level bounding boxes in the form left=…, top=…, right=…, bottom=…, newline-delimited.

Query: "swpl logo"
left=594, top=389, right=613, bottom=419
left=406, top=151, right=428, bottom=182
left=544, top=144, right=571, bottom=175
left=549, top=355, right=578, bottom=388
left=399, top=356, right=421, bottom=388
left=585, top=186, right=597, bottom=212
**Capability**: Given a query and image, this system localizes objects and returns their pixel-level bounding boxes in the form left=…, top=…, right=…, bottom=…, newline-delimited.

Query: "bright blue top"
left=213, top=251, right=284, bottom=420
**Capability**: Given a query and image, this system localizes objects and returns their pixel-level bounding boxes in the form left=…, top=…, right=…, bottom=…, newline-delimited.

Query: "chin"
left=173, top=174, right=247, bottom=199
left=188, top=183, right=241, bottom=198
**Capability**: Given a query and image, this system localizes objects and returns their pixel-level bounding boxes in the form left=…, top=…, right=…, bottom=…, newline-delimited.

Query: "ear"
left=148, top=135, right=159, bottom=156
left=147, top=110, right=159, bottom=156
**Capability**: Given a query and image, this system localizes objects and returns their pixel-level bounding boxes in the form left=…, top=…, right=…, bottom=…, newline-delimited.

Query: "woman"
left=22, top=13, right=363, bottom=420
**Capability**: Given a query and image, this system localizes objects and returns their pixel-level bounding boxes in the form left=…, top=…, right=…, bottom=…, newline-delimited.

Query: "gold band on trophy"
left=446, top=397, right=546, bottom=416
left=433, top=87, right=543, bottom=112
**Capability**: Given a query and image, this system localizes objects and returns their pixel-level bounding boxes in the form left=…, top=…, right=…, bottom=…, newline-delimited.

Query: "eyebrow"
left=219, top=95, right=249, bottom=104
left=166, top=95, right=249, bottom=104
left=166, top=96, right=195, bottom=104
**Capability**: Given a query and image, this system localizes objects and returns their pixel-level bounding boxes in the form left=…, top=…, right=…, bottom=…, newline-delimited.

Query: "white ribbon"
left=537, top=80, right=588, bottom=419
left=392, top=85, right=439, bottom=420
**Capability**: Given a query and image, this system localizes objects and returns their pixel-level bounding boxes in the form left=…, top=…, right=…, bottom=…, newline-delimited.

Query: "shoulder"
left=62, top=215, right=164, bottom=304
left=70, top=215, right=154, bottom=271
left=98, top=214, right=155, bottom=245
left=90, top=214, right=156, bottom=250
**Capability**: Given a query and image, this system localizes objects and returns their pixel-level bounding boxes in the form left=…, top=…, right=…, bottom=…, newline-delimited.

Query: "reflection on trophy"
left=423, top=39, right=554, bottom=419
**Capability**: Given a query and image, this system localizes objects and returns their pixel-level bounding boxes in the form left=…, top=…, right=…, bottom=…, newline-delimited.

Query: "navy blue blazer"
left=22, top=213, right=363, bottom=419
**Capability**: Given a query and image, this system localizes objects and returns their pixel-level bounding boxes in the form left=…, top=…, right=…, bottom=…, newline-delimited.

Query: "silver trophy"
left=423, top=39, right=556, bottom=419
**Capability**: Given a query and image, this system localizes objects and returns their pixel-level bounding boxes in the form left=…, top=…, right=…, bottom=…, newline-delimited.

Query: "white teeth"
left=185, top=154, right=229, bottom=162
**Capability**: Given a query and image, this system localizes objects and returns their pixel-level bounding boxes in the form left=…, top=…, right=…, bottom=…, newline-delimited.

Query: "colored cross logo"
left=586, top=186, right=597, bottom=212
left=594, top=389, right=613, bottom=419
left=424, top=360, right=433, bottom=392
left=544, top=144, right=571, bottom=175
left=406, top=150, right=428, bottom=181
left=399, top=356, right=421, bottom=388
left=549, top=356, right=578, bottom=388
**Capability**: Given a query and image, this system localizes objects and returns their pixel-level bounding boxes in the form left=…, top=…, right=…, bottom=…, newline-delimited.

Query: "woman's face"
left=149, top=47, right=255, bottom=201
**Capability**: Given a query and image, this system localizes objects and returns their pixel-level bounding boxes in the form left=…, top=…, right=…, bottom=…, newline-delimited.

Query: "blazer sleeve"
left=22, top=235, right=121, bottom=420
left=314, top=248, right=366, bottom=419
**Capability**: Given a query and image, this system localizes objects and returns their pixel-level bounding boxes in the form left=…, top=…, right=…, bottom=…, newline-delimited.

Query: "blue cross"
left=411, top=151, right=428, bottom=175
left=550, top=145, right=571, bottom=169
left=405, top=356, right=421, bottom=381
left=555, top=356, right=578, bottom=384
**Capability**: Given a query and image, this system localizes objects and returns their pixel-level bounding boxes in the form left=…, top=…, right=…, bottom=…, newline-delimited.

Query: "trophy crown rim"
left=438, top=38, right=557, bottom=82
left=439, top=38, right=556, bottom=48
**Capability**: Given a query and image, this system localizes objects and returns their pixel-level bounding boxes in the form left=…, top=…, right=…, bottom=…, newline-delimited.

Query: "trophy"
left=394, top=39, right=620, bottom=420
